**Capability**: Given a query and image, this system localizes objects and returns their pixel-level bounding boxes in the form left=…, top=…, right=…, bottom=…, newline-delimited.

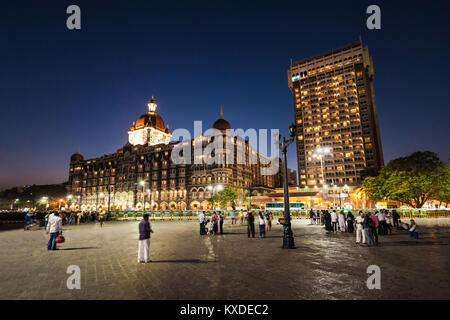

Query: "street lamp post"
left=139, top=180, right=146, bottom=211
left=279, top=123, right=296, bottom=249
left=107, top=185, right=111, bottom=217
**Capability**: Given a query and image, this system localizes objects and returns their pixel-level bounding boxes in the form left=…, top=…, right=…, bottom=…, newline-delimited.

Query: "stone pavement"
left=0, top=218, right=449, bottom=300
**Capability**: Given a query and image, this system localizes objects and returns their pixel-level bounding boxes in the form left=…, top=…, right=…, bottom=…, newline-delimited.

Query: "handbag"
left=55, top=232, right=65, bottom=244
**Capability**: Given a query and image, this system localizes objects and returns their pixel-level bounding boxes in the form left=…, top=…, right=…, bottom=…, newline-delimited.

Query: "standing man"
left=392, top=210, right=400, bottom=228
left=46, top=212, right=62, bottom=250
left=330, top=210, right=338, bottom=232
left=198, top=211, right=206, bottom=235
left=219, top=211, right=225, bottom=234
left=44, top=212, right=50, bottom=230
left=324, top=210, right=332, bottom=233
left=258, top=212, right=266, bottom=238
left=138, top=214, right=153, bottom=263
left=265, top=211, right=272, bottom=231
left=385, top=211, right=393, bottom=235
left=376, top=210, right=386, bottom=235
left=99, top=211, right=105, bottom=228
left=211, top=212, right=219, bottom=235
left=370, top=212, right=379, bottom=245
left=363, top=213, right=374, bottom=246
left=230, top=210, right=236, bottom=225
left=247, top=211, right=255, bottom=238
left=309, top=208, right=314, bottom=225
left=239, top=210, right=244, bottom=225
left=355, top=211, right=366, bottom=244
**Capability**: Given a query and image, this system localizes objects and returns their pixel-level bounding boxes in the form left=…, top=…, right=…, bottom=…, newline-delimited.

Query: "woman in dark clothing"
left=324, top=210, right=332, bottom=232
left=247, top=211, right=255, bottom=238
left=346, top=211, right=355, bottom=233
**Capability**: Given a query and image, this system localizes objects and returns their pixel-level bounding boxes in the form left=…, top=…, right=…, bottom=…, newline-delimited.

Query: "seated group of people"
left=397, top=219, right=419, bottom=239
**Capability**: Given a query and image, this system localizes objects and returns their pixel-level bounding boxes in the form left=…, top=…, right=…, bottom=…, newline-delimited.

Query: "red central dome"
left=135, top=112, right=165, bottom=131
left=129, top=97, right=167, bottom=132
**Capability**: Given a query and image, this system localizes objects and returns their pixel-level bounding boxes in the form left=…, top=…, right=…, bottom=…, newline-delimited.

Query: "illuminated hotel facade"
left=67, top=98, right=279, bottom=211
left=288, top=40, right=384, bottom=188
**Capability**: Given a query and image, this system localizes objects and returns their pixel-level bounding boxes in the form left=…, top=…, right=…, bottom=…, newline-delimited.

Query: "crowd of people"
left=42, top=210, right=108, bottom=228
left=198, top=210, right=274, bottom=238
left=37, top=206, right=421, bottom=260
left=308, top=208, right=419, bottom=245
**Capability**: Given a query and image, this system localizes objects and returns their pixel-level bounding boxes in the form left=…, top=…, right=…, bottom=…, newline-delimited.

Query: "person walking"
left=138, top=214, right=153, bottom=263
left=316, top=209, right=321, bottom=224
left=219, top=211, right=225, bottom=234
left=239, top=210, right=244, bottom=225
left=363, top=213, right=374, bottom=246
left=338, top=210, right=346, bottom=232
left=258, top=212, right=266, bottom=238
left=211, top=212, right=219, bottom=235
left=346, top=211, right=355, bottom=233
left=309, top=208, right=315, bottom=225
left=46, top=212, right=62, bottom=250
left=198, top=211, right=206, bottom=235
left=331, top=210, right=338, bottom=232
left=409, top=220, right=419, bottom=239
left=247, top=211, right=255, bottom=238
left=355, top=211, right=366, bottom=244
left=77, top=211, right=82, bottom=225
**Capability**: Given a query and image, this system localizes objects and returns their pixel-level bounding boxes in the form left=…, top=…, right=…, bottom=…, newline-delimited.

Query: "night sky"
left=1, top=0, right=449, bottom=191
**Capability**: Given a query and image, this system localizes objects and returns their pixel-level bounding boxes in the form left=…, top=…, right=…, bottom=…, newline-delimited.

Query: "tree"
left=362, top=151, right=447, bottom=208
left=435, top=166, right=450, bottom=207
left=206, top=194, right=220, bottom=210
left=208, top=186, right=238, bottom=209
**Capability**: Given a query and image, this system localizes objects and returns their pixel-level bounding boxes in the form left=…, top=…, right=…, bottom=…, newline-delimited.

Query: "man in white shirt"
left=198, top=211, right=206, bottom=235
left=409, top=219, right=419, bottom=239
left=330, top=211, right=338, bottom=232
left=355, top=212, right=366, bottom=244
left=376, top=210, right=387, bottom=235
left=46, top=212, right=62, bottom=250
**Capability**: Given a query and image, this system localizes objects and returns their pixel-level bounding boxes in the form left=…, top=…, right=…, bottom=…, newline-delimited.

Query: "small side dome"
left=165, top=124, right=171, bottom=134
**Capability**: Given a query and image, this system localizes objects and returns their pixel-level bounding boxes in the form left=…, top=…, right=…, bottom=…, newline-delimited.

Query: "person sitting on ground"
left=397, top=219, right=409, bottom=230
left=409, top=219, right=419, bottom=239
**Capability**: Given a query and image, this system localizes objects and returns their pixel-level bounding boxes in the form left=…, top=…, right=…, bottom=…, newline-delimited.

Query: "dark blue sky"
left=1, top=0, right=449, bottom=190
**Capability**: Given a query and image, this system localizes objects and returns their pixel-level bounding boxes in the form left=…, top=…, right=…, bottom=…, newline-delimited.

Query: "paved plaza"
left=0, top=218, right=449, bottom=300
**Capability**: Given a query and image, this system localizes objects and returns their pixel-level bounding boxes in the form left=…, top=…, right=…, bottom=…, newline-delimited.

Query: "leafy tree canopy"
left=362, top=151, right=449, bottom=208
